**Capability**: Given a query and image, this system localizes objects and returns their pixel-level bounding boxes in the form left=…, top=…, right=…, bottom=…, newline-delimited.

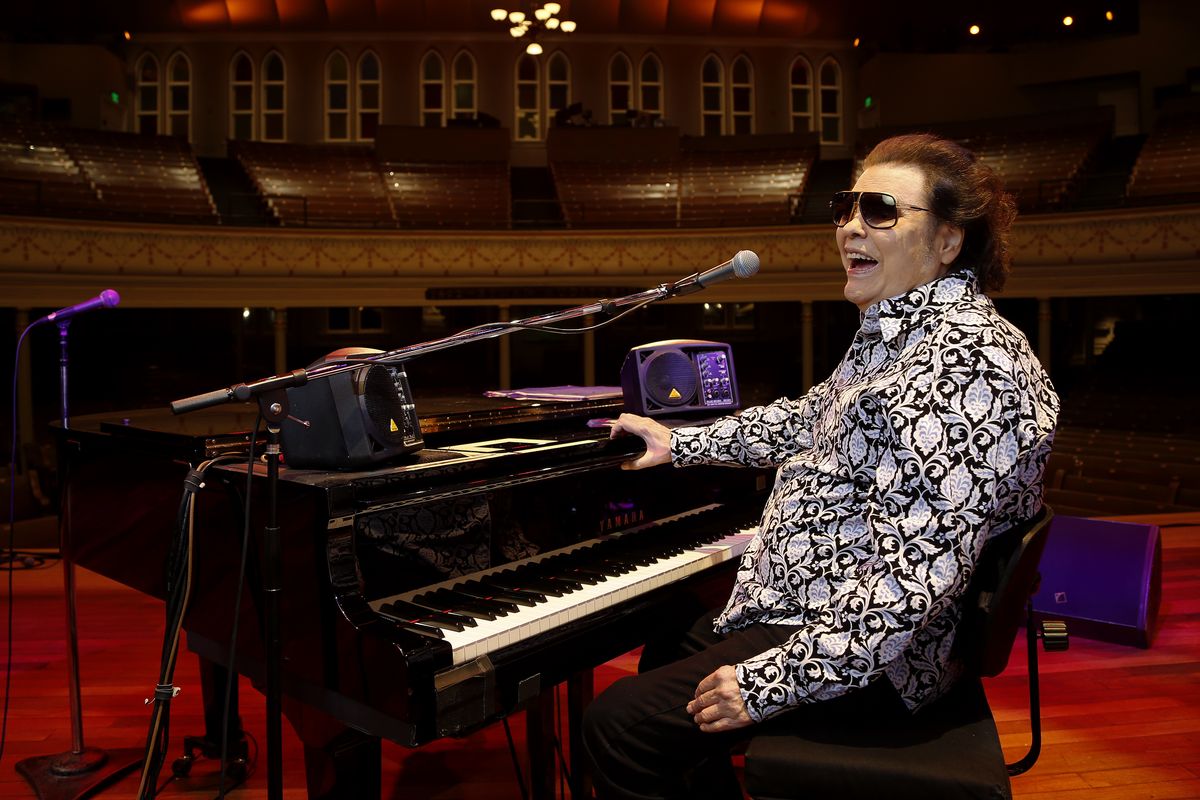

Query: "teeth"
left=847, top=253, right=874, bottom=261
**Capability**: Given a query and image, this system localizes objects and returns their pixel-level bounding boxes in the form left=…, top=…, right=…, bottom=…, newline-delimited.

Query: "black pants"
left=581, top=606, right=910, bottom=800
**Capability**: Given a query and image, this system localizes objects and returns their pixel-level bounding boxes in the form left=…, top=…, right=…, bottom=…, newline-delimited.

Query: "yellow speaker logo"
left=389, top=419, right=399, bottom=432
left=668, top=388, right=681, bottom=399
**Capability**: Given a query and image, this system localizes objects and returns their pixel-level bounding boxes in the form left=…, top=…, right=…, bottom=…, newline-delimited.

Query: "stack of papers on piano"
left=483, top=385, right=623, bottom=402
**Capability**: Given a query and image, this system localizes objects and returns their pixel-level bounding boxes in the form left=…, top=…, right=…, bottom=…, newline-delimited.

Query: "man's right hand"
left=609, top=413, right=672, bottom=470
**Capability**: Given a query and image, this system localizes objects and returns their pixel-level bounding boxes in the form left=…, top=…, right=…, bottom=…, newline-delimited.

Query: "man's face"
left=835, top=163, right=958, bottom=311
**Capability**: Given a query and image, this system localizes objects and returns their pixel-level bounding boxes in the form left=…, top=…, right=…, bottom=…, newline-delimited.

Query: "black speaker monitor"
left=620, top=339, right=739, bottom=417
left=281, top=348, right=423, bottom=470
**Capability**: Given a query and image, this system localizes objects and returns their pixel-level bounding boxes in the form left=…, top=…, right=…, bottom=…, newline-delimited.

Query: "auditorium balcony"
left=0, top=123, right=217, bottom=224
left=855, top=108, right=1114, bottom=212
left=1127, top=103, right=1200, bottom=206
left=548, top=128, right=817, bottom=229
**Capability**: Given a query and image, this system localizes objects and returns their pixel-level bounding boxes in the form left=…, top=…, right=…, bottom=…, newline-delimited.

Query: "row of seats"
left=1127, top=110, right=1200, bottom=201
left=0, top=123, right=217, bottom=223
left=2, top=112, right=1196, bottom=229
left=233, top=140, right=510, bottom=229
left=552, top=147, right=814, bottom=229
left=1043, top=424, right=1200, bottom=517
left=856, top=118, right=1109, bottom=211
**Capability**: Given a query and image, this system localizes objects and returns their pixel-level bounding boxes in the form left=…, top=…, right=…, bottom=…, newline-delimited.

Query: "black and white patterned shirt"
left=670, top=271, right=1059, bottom=722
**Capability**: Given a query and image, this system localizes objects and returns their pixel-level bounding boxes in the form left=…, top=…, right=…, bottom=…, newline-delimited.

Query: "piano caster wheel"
left=171, top=734, right=250, bottom=781
left=171, top=754, right=195, bottom=778
left=225, top=757, right=249, bottom=782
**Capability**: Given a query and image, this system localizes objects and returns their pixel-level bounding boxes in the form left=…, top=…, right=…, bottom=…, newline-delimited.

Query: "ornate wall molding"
left=1, top=206, right=1197, bottom=308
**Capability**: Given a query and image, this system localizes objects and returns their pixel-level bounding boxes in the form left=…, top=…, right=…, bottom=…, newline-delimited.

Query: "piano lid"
left=68, top=394, right=626, bottom=461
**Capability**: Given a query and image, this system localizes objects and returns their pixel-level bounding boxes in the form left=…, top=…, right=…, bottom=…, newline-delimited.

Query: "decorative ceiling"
left=5, top=0, right=1141, bottom=47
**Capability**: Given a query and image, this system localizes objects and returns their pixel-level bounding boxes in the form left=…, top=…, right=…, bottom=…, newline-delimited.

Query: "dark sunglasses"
left=830, top=191, right=934, bottom=229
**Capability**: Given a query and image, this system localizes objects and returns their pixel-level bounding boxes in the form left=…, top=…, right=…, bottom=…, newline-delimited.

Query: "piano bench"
left=742, top=677, right=1011, bottom=800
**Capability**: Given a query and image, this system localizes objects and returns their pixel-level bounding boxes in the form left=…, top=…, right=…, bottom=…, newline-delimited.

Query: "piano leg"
left=567, top=672, right=594, bottom=800
left=282, top=696, right=381, bottom=799
left=526, top=691, right=557, bottom=800
left=173, top=658, right=249, bottom=782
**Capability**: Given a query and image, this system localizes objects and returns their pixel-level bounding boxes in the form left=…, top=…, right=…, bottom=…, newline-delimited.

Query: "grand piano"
left=59, top=395, right=771, bottom=797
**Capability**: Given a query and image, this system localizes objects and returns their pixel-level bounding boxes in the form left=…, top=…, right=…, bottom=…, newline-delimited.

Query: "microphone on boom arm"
left=669, top=250, right=760, bottom=297
left=37, top=289, right=121, bottom=324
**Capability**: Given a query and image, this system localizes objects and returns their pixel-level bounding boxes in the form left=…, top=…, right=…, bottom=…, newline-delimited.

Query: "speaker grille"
left=642, top=351, right=697, bottom=407
left=362, top=365, right=418, bottom=445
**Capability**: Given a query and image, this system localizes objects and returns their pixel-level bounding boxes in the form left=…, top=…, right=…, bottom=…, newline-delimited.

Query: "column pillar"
left=273, top=308, right=288, bottom=374
left=15, top=309, right=34, bottom=471
left=583, top=314, right=596, bottom=386
left=498, top=305, right=512, bottom=390
left=1037, top=298, right=1052, bottom=373
left=801, top=301, right=814, bottom=393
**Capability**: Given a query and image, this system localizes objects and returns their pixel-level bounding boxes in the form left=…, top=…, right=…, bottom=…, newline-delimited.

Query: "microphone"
left=670, top=250, right=759, bottom=297
left=38, top=289, right=121, bottom=324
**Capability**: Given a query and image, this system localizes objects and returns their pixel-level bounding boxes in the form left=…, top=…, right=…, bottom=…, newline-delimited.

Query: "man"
left=583, top=133, right=1059, bottom=799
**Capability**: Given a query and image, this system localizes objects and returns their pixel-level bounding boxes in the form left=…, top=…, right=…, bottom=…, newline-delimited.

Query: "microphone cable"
left=217, top=413, right=262, bottom=799
left=134, top=452, right=243, bottom=800
left=0, top=319, right=38, bottom=767
left=456, top=296, right=658, bottom=337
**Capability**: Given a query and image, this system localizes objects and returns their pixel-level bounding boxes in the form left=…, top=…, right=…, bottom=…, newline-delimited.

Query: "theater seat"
left=743, top=507, right=1065, bottom=800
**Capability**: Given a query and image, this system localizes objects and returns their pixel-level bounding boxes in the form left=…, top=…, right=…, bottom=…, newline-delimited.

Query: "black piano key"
left=507, top=564, right=585, bottom=593
left=378, top=599, right=475, bottom=632
left=560, top=565, right=606, bottom=584
left=458, top=580, right=544, bottom=606
left=486, top=573, right=564, bottom=598
left=415, top=588, right=513, bottom=619
left=375, top=607, right=445, bottom=638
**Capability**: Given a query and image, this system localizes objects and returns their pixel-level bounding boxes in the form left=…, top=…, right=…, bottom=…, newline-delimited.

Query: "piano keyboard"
left=370, top=505, right=758, bottom=666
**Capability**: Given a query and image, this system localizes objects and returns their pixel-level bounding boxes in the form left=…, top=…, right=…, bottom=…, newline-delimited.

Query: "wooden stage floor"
left=1, top=518, right=1197, bottom=799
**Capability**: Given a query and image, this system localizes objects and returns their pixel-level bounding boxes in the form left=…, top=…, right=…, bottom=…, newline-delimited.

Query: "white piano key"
left=373, top=521, right=757, bottom=666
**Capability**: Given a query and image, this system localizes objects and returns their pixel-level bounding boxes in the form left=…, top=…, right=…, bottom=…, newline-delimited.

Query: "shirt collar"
left=860, top=269, right=978, bottom=343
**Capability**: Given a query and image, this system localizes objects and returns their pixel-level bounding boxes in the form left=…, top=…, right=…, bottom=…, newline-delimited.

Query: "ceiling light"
left=969, top=24, right=981, bottom=35
left=1105, top=10, right=1114, bottom=20
left=490, top=3, right=576, bottom=52
left=1062, top=15, right=1074, bottom=26
left=853, top=37, right=860, bottom=47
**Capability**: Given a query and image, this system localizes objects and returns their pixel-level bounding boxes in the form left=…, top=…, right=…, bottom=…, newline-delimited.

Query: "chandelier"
left=490, top=2, right=577, bottom=55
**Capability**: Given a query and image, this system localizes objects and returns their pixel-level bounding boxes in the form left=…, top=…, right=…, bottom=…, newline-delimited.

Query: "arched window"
left=325, top=51, right=350, bottom=141
left=135, top=53, right=160, bottom=135
left=730, top=55, right=753, bottom=134
left=451, top=51, right=477, bottom=122
left=357, top=51, right=381, bottom=140
left=261, top=52, right=286, bottom=141
left=514, top=54, right=540, bottom=141
left=230, top=51, right=255, bottom=140
left=420, top=51, right=445, bottom=127
left=608, top=52, right=632, bottom=124
left=700, top=54, right=724, bottom=136
left=818, top=57, right=842, bottom=144
left=639, top=53, right=664, bottom=121
left=166, top=52, right=191, bottom=139
left=546, top=52, right=571, bottom=126
left=789, top=56, right=813, bottom=133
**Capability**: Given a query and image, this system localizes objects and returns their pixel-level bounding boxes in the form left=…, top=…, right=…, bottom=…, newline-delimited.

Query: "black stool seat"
left=744, top=678, right=1011, bottom=800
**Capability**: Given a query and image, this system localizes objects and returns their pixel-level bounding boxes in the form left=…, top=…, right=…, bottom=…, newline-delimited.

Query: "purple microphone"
left=40, top=289, right=121, bottom=324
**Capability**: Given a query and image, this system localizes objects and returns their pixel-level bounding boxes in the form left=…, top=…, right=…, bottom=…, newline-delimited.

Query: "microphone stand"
left=16, top=321, right=143, bottom=800
left=170, top=279, right=684, bottom=800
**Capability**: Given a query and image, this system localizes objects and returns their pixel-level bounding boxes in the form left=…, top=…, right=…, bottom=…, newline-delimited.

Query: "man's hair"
left=864, top=133, right=1018, bottom=292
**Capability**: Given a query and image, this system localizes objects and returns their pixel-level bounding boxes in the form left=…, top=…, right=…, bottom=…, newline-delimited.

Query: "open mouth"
left=846, top=253, right=879, bottom=274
